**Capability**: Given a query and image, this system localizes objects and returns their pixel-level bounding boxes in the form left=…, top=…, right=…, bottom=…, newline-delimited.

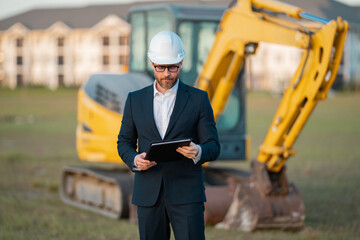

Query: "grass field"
left=0, top=87, right=359, bottom=240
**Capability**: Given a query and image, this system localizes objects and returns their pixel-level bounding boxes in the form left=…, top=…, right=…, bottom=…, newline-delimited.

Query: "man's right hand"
left=134, top=152, right=157, bottom=171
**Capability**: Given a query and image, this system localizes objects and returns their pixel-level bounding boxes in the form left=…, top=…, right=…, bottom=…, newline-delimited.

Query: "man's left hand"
left=176, top=142, right=199, bottom=159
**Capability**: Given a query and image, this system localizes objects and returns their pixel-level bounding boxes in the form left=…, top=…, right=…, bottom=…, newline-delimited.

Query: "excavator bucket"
left=217, top=161, right=305, bottom=231
left=203, top=166, right=251, bottom=225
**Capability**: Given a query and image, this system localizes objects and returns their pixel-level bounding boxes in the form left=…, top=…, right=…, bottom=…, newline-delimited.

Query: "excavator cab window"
left=129, top=9, right=171, bottom=75
left=129, top=12, right=146, bottom=72
left=178, top=21, right=240, bottom=131
left=178, top=21, right=218, bottom=85
left=146, top=10, right=172, bottom=72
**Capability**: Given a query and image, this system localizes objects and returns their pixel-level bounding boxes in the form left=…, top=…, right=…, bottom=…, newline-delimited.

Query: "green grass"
left=0, top=87, right=359, bottom=239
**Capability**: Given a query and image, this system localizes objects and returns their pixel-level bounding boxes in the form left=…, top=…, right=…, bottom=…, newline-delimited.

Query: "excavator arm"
left=196, top=0, right=348, bottom=231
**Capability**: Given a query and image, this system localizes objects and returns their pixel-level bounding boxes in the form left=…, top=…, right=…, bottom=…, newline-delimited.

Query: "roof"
left=0, top=0, right=232, bottom=30
left=0, top=3, right=140, bottom=30
left=0, top=0, right=358, bottom=31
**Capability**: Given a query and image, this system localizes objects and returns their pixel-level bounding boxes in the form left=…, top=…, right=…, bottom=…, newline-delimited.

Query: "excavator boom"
left=196, top=0, right=348, bottom=231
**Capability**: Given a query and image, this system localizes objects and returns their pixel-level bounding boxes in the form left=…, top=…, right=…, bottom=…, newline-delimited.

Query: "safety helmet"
left=147, top=30, right=185, bottom=65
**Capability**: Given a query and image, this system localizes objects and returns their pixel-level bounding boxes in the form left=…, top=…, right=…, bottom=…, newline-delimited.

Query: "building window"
left=58, top=56, right=64, bottom=65
left=16, top=38, right=23, bottom=47
left=58, top=37, right=64, bottom=47
left=103, top=55, right=109, bottom=65
left=119, top=55, right=128, bottom=65
left=102, top=36, right=109, bottom=46
left=58, top=74, right=64, bottom=86
left=119, top=36, right=128, bottom=46
left=16, top=56, right=23, bottom=65
left=17, top=74, right=23, bottom=86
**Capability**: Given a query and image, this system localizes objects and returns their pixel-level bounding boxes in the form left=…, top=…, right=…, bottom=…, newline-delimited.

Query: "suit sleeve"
left=117, top=92, right=139, bottom=171
left=197, top=91, right=221, bottom=164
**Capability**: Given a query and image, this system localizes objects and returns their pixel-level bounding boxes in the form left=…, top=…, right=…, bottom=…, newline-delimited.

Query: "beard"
left=155, top=71, right=180, bottom=90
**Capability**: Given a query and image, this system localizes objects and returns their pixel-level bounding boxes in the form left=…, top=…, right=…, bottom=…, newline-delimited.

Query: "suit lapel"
left=142, top=85, right=162, bottom=140
left=164, top=81, right=190, bottom=139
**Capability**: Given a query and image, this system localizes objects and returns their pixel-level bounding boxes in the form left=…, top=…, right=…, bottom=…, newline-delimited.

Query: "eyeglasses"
left=153, top=64, right=180, bottom=73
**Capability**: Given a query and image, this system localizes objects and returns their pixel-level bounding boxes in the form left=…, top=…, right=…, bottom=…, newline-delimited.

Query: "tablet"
left=144, top=138, right=192, bottom=162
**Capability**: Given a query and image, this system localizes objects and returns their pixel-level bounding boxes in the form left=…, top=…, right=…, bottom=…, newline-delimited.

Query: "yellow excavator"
left=60, top=0, right=348, bottom=231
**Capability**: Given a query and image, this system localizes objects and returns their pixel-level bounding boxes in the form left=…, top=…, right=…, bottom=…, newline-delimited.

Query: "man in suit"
left=117, top=30, right=220, bottom=240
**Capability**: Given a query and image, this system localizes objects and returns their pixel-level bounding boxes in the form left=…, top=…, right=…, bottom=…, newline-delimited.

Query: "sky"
left=0, top=0, right=359, bottom=21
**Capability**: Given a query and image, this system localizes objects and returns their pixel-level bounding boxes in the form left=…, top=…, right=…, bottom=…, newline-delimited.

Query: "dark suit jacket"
left=117, top=80, right=220, bottom=207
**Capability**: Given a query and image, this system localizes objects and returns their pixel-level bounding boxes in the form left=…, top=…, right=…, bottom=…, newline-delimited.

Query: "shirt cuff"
left=192, top=145, right=202, bottom=164
left=132, top=157, right=141, bottom=172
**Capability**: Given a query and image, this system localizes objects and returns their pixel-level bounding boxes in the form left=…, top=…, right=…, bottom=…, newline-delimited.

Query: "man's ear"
left=179, top=60, right=183, bottom=70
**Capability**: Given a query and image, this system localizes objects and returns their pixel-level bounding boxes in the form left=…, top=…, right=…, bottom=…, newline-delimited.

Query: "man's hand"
left=176, top=142, right=199, bottom=159
left=134, top=153, right=157, bottom=171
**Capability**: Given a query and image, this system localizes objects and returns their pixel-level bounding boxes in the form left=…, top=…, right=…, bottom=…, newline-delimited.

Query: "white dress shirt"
left=153, top=80, right=178, bottom=139
left=153, top=80, right=201, bottom=164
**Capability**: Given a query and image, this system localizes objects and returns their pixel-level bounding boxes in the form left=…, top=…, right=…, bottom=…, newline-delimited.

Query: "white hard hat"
left=147, top=30, right=185, bottom=65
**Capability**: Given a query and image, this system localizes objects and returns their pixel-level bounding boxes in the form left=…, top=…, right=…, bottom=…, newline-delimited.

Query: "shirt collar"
left=153, top=79, right=179, bottom=97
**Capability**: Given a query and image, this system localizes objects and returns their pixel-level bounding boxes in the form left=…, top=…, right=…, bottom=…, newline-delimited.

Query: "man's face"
left=151, top=61, right=182, bottom=91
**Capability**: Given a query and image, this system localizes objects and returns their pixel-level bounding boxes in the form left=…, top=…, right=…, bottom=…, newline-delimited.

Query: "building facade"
left=0, top=0, right=359, bottom=91
left=0, top=14, right=129, bottom=89
left=343, top=24, right=360, bottom=89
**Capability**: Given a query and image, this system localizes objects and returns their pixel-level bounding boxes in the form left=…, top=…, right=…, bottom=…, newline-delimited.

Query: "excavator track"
left=60, top=164, right=303, bottom=230
left=61, top=164, right=250, bottom=225
left=60, top=166, right=133, bottom=219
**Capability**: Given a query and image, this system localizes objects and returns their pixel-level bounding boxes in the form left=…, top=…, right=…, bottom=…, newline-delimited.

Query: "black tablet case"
left=145, top=138, right=191, bottom=162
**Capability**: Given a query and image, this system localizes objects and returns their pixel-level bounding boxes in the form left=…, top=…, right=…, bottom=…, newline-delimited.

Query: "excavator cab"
left=61, top=3, right=248, bottom=223
left=128, top=4, right=248, bottom=162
